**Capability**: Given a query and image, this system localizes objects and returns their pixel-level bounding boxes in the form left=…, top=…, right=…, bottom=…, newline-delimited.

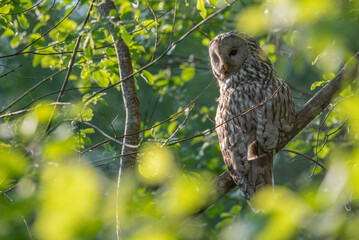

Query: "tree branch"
left=99, top=1, right=141, bottom=239
left=99, top=0, right=141, bottom=172
left=197, top=51, right=359, bottom=214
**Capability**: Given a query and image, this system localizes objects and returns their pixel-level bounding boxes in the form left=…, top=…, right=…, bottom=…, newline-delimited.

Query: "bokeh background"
left=1, top=0, right=359, bottom=239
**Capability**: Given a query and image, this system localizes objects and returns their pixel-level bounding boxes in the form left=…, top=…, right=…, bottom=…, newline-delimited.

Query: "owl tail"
left=245, top=140, right=274, bottom=201
left=245, top=149, right=274, bottom=213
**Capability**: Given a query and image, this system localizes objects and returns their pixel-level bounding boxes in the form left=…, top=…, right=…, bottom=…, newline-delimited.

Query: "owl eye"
left=229, top=49, right=238, bottom=56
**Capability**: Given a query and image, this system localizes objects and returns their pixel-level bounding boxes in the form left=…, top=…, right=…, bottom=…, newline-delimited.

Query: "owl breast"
left=215, top=76, right=285, bottom=179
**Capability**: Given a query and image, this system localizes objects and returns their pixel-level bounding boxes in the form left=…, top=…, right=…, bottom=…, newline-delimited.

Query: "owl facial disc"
left=209, top=32, right=249, bottom=80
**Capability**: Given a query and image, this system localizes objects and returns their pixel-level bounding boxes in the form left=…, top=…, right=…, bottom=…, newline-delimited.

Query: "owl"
left=209, top=32, right=295, bottom=201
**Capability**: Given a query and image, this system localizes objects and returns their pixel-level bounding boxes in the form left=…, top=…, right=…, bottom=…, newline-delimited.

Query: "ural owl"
left=209, top=32, right=295, bottom=200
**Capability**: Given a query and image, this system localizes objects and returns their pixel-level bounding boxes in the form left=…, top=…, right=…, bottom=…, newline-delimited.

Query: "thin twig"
left=0, top=184, right=17, bottom=197
left=0, top=102, right=71, bottom=119
left=312, top=106, right=333, bottom=175
left=44, top=0, right=96, bottom=134
left=130, top=6, right=176, bottom=35
left=0, top=58, right=30, bottom=79
left=22, top=216, right=33, bottom=240
left=85, top=0, right=237, bottom=103
left=79, top=121, right=139, bottom=148
left=6, top=0, right=44, bottom=15
left=281, top=149, right=327, bottom=171
left=0, top=0, right=81, bottom=59
left=81, top=79, right=217, bottom=154
left=1, top=68, right=67, bottom=113
left=169, top=0, right=178, bottom=45
left=145, top=0, right=159, bottom=61
left=161, top=107, right=193, bottom=148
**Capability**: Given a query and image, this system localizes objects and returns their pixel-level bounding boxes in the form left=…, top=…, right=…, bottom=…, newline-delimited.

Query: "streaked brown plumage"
left=209, top=32, right=295, bottom=200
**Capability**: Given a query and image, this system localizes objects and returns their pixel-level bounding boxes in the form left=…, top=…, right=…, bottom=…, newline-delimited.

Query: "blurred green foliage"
left=0, top=0, right=359, bottom=239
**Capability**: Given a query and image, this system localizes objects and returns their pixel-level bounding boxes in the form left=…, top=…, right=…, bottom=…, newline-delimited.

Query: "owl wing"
left=256, top=82, right=295, bottom=152
left=215, top=97, right=252, bottom=190
left=216, top=91, right=262, bottom=199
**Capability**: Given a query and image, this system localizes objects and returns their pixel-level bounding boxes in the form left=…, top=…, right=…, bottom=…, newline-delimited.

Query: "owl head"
left=209, top=31, right=270, bottom=81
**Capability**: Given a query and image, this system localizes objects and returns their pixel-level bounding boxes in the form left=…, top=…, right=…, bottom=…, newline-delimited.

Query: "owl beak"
left=223, top=64, right=229, bottom=72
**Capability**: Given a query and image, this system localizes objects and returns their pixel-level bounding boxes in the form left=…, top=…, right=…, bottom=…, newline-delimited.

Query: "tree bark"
left=99, top=0, right=141, bottom=172
left=99, top=2, right=141, bottom=239
left=197, top=52, right=359, bottom=214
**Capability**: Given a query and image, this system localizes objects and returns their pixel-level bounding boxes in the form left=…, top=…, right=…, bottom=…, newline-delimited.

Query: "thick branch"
left=100, top=2, right=141, bottom=239
left=198, top=52, right=359, bottom=214
left=99, top=0, right=141, bottom=171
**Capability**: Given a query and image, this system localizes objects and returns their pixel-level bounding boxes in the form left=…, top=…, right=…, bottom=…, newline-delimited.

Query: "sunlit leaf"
left=42, top=137, right=76, bottom=162
left=0, top=148, right=27, bottom=189
left=20, top=112, right=38, bottom=137
left=237, top=6, right=268, bottom=35
left=322, top=72, right=335, bottom=81
left=0, top=5, right=11, bottom=14
left=34, top=164, right=99, bottom=240
left=338, top=97, right=359, bottom=134
left=208, top=0, right=217, bottom=6
left=142, top=20, right=156, bottom=29
left=120, top=25, right=132, bottom=46
left=316, top=160, right=348, bottom=206
left=17, top=14, right=29, bottom=29
left=10, top=35, right=21, bottom=48
left=92, top=69, right=110, bottom=87
left=138, top=144, right=175, bottom=185
left=120, top=1, right=132, bottom=16
left=2, top=28, right=15, bottom=37
left=129, top=226, right=173, bottom=240
left=167, top=121, right=178, bottom=134
left=252, top=187, right=310, bottom=240
left=141, top=70, right=154, bottom=85
left=310, top=80, right=328, bottom=91
left=34, top=101, right=57, bottom=123
left=197, top=0, right=207, bottom=19
left=181, top=67, right=195, bottom=82
left=158, top=171, right=212, bottom=216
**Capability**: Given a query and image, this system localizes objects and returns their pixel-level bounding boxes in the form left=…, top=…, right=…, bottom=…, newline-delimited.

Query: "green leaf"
left=80, top=108, right=93, bottom=121
left=98, top=59, right=115, bottom=68
left=197, top=0, right=207, bottom=19
left=0, top=5, right=10, bottom=14
left=167, top=122, right=178, bottom=134
left=310, top=80, right=328, bottom=91
left=84, top=44, right=92, bottom=61
left=2, top=28, right=15, bottom=37
left=81, top=65, right=91, bottom=79
left=142, top=20, right=156, bottom=29
left=33, top=55, right=41, bottom=67
left=17, top=14, right=29, bottom=29
left=120, top=1, right=132, bottom=16
left=110, top=73, right=121, bottom=85
left=82, top=128, right=95, bottom=134
left=181, top=67, right=195, bottom=82
left=230, top=205, right=242, bottom=214
left=220, top=212, right=231, bottom=218
left=92, top=69, right=110, bottom=87
left=312, top=53, right=325, bottom=65
left=10, top=35, right=21, bottom=48
left=141, top=70, right=154, bottom=85
left=322, top=72, right=335, bottom=81
left=120, top=25, right=132, bottom=46
left=208, top=0, right=217, bottom=6
left=109, top=9, right=118, bottom=17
